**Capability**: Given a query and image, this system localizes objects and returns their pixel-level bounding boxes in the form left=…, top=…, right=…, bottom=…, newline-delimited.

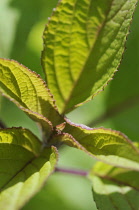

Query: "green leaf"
left=42, top=0, right=138, bottom=114
left=91, top=161, right=139, bottom=191
left=90, top=2, right=139, bottom=142
left=0, top=128, right=58, bottom=210
left=89, top=161, right=139, bottom=209
left=0, top=58, right=64, bottom=131
left=0, top=127, right=41, bottom=155
left=89, top=175, right=139, bottom=210
left=52, top=119, right=139, bottom=171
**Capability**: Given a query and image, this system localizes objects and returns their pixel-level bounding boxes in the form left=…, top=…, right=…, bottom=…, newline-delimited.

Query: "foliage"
left=0, top=0, right=139, bottom=209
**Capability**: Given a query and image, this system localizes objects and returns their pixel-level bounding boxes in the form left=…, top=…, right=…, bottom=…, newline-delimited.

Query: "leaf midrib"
left=0, top=156, right=36, bottom=191
left=93, top=172, right=139, bottom=191
left=61, top=0, right=116, bottom=114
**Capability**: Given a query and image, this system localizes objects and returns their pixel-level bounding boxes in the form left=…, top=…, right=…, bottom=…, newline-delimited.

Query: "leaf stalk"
left=55, top=167, right=88, bottom=177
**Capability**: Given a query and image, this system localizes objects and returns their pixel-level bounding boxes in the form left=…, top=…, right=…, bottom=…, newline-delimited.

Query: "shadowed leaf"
left=89, top=175, right=139, bottom=210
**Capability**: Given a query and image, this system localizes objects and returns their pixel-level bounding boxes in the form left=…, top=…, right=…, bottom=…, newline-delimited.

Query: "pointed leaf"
left=42, top=0, right=138, bottom=114
left=52, top=120, right=139, bottom=171
left=0, top=58, right=63, bottom=130
left=0, top=128, right=58, bottom=210
left=89, top=175, right=139, bottom=210
left=92, top=2, right=139, bottom=141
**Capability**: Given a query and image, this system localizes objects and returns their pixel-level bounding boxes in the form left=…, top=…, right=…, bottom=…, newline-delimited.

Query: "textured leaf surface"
left=0, top=58, right=64, bottom=131
left=53, top=120, right=139, bottom=170
left=89, top=175, right=139, bottom=210
left=0, top=128, right=58, bottom=210
left=42, top=0, right=137, bottom=114
left=91, top=2, right=139, bottom=142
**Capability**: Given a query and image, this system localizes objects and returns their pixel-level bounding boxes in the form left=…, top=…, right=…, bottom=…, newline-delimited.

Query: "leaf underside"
left=0, top=128, right=58, bottom=210
left=51, top=119, right=139, bottom=171
left=42, top=0, right=138, bottom=114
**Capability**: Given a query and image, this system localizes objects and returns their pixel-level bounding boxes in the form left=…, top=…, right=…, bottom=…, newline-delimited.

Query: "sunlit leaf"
left=0, top=128, right=58, bottom=210
left=0, top=58, right=64, bottom=132
left=52, top=119, right=139, bottom=171
left=42, top=0, right=138, bottom=114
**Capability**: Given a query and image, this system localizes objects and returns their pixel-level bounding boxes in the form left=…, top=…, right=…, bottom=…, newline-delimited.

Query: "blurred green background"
left=0, top=0, right=139, bottom=209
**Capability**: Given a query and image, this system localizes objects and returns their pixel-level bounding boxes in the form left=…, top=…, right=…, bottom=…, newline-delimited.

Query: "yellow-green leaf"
left=0, top=58, right=63, bottom=131
left=52, top=120, right=139, bottom=171
left=90, top=161, right=139, bottom=191
left=89, top=175, right=139, bottom=210
left=0, top=128, right=58, bottom=210
left=42, top=0, right=138, bottom=114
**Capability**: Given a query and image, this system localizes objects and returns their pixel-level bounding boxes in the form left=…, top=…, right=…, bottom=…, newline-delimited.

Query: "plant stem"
left=0, top=120, right=6, bottom=128
left=55, top=167, right=88, bottom=177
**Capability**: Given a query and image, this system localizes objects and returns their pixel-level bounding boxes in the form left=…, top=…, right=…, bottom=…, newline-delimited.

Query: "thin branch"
left=88, top=94, right=139, bottom=127
left=55, top=167, right=88, bottom=177
left=0, top=120, right=6, bottom=129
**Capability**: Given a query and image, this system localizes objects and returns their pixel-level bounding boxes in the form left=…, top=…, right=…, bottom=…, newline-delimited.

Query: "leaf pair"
left=51, top=120, right=139, bottom=209
left=0, top=0, right=138, bottom=209
left=0, top=59, right=62, bottom=209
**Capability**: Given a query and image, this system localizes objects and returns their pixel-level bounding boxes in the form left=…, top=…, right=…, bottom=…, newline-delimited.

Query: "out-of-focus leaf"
left=89, top=175, right=139, bottom=210
left=9, top=0, right=58, bottom=62
left=0, top=128, right=58, bottom=210
left=42, top=0, right=138, bottom=114
left=91, top=161, right=139, bottom=191
left=51, top=119, right=139, bottom=171
left=0, top=59, right=64, bottom=133
left=0, top=0, right=19, bottom=57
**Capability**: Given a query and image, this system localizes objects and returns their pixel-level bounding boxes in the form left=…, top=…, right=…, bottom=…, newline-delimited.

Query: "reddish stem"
left=55, top=167, right=88, bottom=176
